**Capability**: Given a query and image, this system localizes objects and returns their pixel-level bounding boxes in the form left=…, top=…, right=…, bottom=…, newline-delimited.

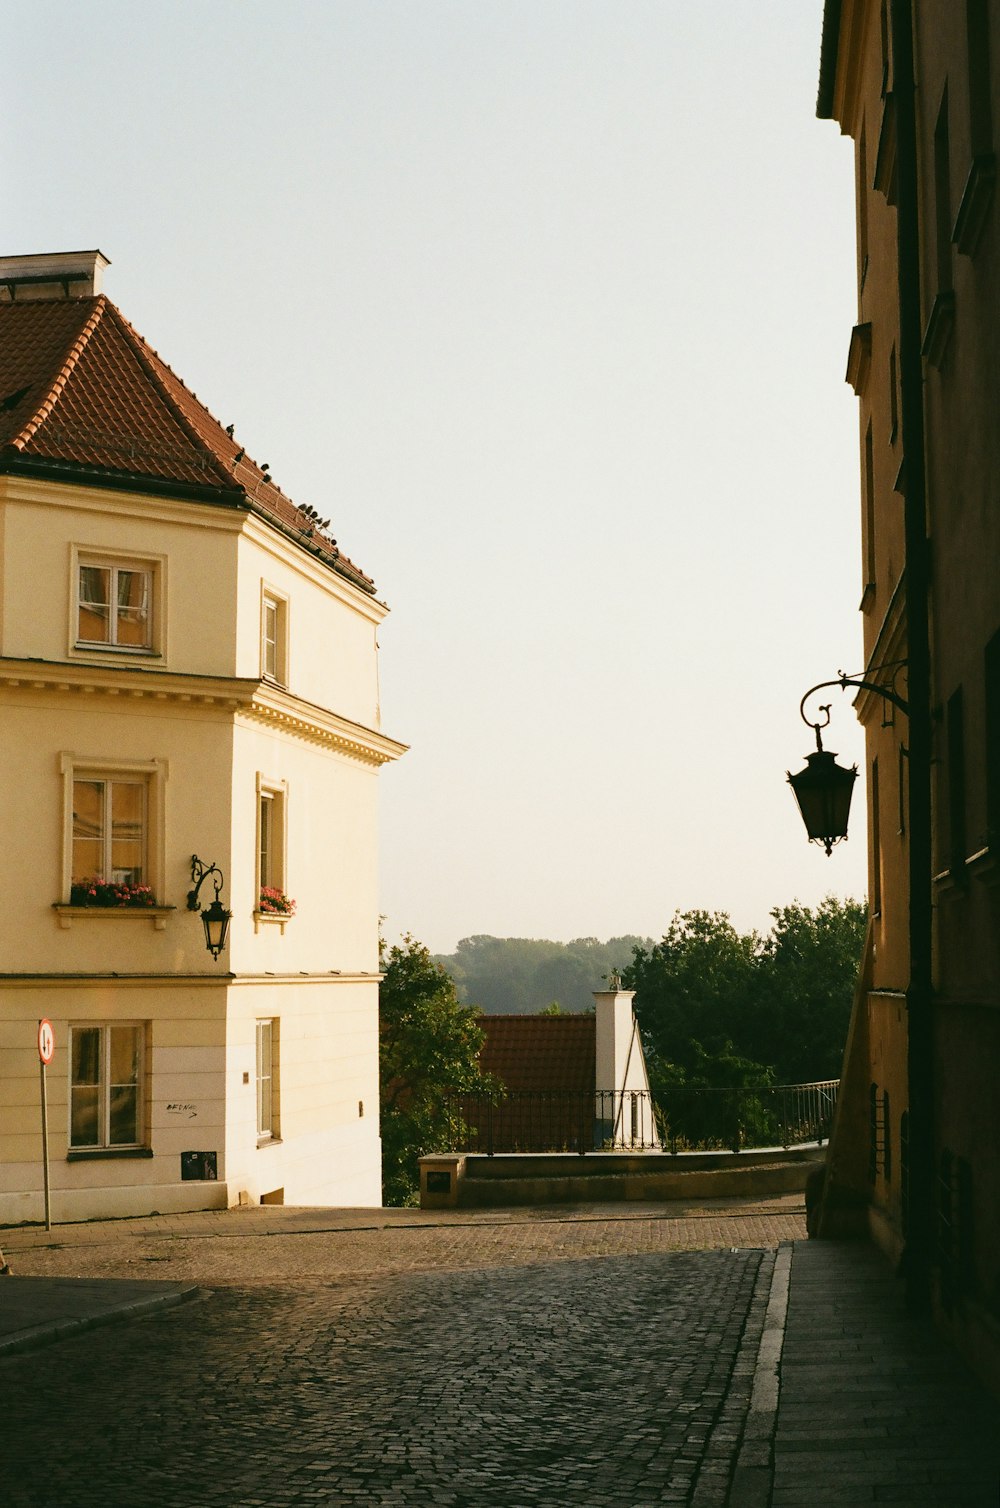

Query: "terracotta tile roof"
left=0, top=296, right=375, bottom=593
left=478, top=1014, right=596, bottom=1095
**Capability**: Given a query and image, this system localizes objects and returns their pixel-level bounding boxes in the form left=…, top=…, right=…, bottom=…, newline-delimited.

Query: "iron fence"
left=655, top=1080, right=839, bottom=1154
left=442, top=1080, right=839, bottom=1156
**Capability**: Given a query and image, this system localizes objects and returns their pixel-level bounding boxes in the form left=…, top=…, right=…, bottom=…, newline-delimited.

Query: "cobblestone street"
left=0, top=1205, right=789, bottom=1507
left=3, top=1201, right=996, bottom=1507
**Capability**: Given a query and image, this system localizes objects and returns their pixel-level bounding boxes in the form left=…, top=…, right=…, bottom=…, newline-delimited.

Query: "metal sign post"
left=37, top=1019, right=54, bottom=1232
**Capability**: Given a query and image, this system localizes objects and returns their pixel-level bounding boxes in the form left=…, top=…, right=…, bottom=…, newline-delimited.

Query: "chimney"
left=593, top=976, right=638, bottom=1094
left=0, top=250, right=110, bottom=302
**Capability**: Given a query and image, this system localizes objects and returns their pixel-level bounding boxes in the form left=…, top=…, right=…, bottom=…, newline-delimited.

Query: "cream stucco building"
left=0, top=250, right=405, bottom=1222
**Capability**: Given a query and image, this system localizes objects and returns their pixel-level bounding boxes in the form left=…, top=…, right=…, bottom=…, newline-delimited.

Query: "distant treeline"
left=433, top=934, right=651, bottom=1016
left=434, top=897, right=868, bottom=1088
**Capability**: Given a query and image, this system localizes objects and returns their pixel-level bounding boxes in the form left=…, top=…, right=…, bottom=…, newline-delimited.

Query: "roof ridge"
left=7, top=297, right=107, bottom=452
left=101, top=301, right=237, bottom=493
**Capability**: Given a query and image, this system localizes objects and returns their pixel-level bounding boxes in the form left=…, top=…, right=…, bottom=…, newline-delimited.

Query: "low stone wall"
left=419, top=1147, right=825, bottom=1209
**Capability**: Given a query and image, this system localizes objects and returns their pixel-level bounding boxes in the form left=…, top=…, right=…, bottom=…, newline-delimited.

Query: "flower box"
left=69, top=878, right=158, bottom=908
left=259, top=886, right=296, bottom=916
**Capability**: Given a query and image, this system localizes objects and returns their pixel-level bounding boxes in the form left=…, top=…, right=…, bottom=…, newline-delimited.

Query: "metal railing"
left=442, top=1080, right=839, bottom=1157
left=655, top=1080, right=839, bottom=1155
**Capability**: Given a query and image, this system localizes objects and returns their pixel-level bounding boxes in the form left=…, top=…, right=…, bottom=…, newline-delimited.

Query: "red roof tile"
left=478, top=1014, right=596, bottom=1095
left=0, top=296, right=375, bottom=593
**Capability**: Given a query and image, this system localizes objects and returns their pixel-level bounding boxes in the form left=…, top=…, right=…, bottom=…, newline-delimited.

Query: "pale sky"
left=5, top=1, right=867, bottom=953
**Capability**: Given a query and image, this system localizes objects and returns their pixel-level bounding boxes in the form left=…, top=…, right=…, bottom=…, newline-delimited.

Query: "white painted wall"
left=593, top=987, right=659, bottom=1149
left=222, top=979, right=382, bottom=1208
left=0, top=453, right=399, bottom=1219
left=0, top=981, right=230, bottom=1225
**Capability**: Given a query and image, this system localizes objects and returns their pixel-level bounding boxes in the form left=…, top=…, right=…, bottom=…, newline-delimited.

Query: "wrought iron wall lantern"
left=186, top=855, right=232, bottom=960
left=788, top=668, right=909, bottom=856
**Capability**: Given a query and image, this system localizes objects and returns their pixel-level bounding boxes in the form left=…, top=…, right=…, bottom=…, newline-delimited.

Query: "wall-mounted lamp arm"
left=799, top=670, right=910, bottom=733
left=186, top=855, right=232, bottom=962
left=187, top=854, right=224, bottom=912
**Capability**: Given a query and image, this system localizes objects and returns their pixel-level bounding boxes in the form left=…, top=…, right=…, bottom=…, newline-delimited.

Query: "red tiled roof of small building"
left=478, top=1014, right=596, bottom=1095
left=0, top=295, right=375, bottom=593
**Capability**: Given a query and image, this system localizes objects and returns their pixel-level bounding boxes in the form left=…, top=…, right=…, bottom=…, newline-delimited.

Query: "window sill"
left=953, top=153, right=996, bottom=258
left=933, top=866, right=967, bottom=897
left=922, top=290, right=956, bottom=370
left=254, top=911, right=291, bottom=935
left=53, top=904, right=175, bottom=932
left=845, top=322, right=872, bottom=397
left=73, top=643, right=160, bottom=658
left=257, top=1135, right=282, bottom=1149
left=874, top=91, right=897, bottom=204
left=67, top=1146, right=154, bottom=1161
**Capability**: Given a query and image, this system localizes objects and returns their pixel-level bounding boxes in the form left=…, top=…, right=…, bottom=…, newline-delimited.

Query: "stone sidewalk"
left=0, top=1197, right=996, bottom=1505
left=768, top=1241, right=999, bottom=1507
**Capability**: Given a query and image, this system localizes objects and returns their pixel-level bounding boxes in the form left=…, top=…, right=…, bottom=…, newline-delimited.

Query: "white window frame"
left=70, top=546, right=166, bottom=660
left=256, top=1018, right=279, bottom=1141
left=70, top=775, right=147, bottom=888
left=59, top=754, right=168, bottom=905
left=255, top=773, right=290, bottom=930
left=68, top=1021, right=147, bottom=1152
left=260, top=584, right=289, bottom=685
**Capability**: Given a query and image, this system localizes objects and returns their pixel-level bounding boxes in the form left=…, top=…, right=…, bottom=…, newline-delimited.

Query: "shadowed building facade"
left=817, top=2, right=1000, bottom=1392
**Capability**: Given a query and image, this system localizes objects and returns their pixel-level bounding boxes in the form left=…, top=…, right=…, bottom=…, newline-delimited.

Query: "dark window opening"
left=947, top=686, right=967, bottom=871
left=934, top=87, right=953, bottom=293
left=872, top=756, right=882, bottom=916
left=967, top=0, right=993, bottom=155
left=985, top=630, right=1000, bottom=842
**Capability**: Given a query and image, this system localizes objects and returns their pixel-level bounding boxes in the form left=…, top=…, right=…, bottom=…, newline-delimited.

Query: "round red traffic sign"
left=37, top=1018, right=55, bottom=1065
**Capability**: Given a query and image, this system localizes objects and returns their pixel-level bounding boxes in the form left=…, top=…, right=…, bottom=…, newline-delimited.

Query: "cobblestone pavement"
left=1, top=1196, right=807, bottom=1287
left=0, top=1204, right=793, bottom=1507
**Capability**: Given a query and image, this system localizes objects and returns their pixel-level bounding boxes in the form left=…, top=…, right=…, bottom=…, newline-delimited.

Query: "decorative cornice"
left=242, top=687, right=407, bottom=765
left=0, top=657, right=408, bottom=767
left=0, top=971, right=381, bottom=987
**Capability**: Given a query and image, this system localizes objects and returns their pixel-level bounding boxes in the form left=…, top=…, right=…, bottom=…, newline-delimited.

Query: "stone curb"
left=0, top=1282, right=202, bottom=1358
left=727, top=1240, right=792, bottom=1506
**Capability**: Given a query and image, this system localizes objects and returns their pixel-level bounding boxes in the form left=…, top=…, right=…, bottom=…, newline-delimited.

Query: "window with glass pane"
left=259, top=793, right=273, bottom=889
left=71, top=1027, right=101, bottom=1147
left=260, top=592, right=286, bottom=683
left=78, top=562, right=151, bottom=648
left=257, top=1019, right=275, bottom=1138
left=72, top=778, right=145, bottom=885
left=70, top=1024, right=143, bottom=1149
left=262, top=597, right=278, bottom=678
left=78, top=566, right=111, bottom=642
left=109, top=1026, right=141, bottom=1144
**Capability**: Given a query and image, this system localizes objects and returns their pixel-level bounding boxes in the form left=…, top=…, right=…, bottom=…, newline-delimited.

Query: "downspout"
left=890, top=0, right=935, bottom=1315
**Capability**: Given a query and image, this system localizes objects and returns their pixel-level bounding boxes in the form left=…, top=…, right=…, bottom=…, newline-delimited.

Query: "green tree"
left=624, top=910, right=764, bottom=1086
left=379, top=935, right=495, bottom=1206
left=756, top=896, right=868, bottom=1081
left=624, top=900, right=866, bottom=1091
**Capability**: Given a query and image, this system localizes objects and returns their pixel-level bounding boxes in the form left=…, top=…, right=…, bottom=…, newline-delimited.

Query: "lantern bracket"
left=187, top=855, right=224, bottom=912
left=799, top=663, right=909, bottom=739
left=187, top=855, right=232, bottom=961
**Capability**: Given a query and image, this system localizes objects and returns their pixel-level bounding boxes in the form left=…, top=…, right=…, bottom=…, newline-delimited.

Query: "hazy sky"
left=5, top=1, right=867, bottom=953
